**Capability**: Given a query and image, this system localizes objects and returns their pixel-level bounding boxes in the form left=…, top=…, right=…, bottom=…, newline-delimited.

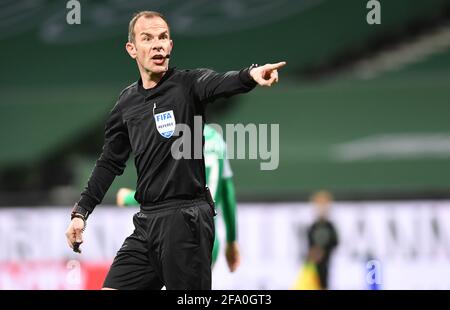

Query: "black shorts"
left=103, top=198, right=215, bottom=290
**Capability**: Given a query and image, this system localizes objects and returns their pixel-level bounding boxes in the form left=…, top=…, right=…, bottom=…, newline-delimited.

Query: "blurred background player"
left=306, top=190, right=339, bottom=289
left=116, top=124, right=240, bottom=272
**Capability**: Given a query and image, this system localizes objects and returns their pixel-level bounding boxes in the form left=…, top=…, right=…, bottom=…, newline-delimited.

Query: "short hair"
left=128, top=11, right=170, bottom=43
left=310, top=190, right=333, bottom=202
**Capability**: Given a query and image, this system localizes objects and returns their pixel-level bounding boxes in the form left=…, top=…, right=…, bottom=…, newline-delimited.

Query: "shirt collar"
left=137, top=67, right=175, bottom=96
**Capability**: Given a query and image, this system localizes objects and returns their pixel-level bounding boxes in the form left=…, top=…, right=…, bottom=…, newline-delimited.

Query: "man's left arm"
left=191, top=62, right=286, bottom=104
left=221, top=176, right=240, bottom=273
left=220, top=157, right=241, bottom=272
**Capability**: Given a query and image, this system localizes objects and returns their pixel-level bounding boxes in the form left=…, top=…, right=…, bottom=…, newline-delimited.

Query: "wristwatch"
left=249, top=63, right=259, bottom=73
left=71, top=203, right=90, bottom=221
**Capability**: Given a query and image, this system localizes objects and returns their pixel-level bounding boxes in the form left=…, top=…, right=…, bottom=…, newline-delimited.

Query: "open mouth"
left=151, top=54, right=166, bottom=65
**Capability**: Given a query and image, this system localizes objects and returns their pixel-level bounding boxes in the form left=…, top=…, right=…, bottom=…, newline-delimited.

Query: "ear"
left=168, top=39, right=174, bottom=54
left=126, top=42, right=137, bottom=59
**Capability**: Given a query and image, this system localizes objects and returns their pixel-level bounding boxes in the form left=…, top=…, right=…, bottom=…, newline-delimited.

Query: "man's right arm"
left=77, top=103, right=131, bottom=214
left=66, top=101, right=131, bottom=252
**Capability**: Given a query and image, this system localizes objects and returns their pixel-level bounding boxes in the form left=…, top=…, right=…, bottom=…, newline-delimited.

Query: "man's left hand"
left=225, top=241, right=241, bottom=272
left=249, top=61, right=287, bottom=87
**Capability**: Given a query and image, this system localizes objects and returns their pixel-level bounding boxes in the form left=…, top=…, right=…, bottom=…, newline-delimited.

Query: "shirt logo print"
left=154, top=110, right=176, bottom=138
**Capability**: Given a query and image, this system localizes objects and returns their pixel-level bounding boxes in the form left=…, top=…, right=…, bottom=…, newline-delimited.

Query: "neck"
left=140, top=69, right=166, bottom=89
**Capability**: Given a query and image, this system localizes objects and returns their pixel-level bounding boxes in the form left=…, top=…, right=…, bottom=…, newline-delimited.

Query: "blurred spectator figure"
left=306, top=190, right=339, bottom=289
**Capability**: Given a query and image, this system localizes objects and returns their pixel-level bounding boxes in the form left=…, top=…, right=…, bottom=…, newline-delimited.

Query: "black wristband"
left=71, top=203, right=90, bottom=220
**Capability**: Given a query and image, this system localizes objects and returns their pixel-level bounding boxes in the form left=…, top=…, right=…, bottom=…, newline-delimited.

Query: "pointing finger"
left=266, top=61, right=287, bottom=71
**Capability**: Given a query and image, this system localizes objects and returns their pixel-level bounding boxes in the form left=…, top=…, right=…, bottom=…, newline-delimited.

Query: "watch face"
left=72, top=204, right=89, bottom=218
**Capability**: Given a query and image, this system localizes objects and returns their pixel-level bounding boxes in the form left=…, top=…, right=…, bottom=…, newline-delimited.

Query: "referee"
left=65, top=10, right=286, bottom=290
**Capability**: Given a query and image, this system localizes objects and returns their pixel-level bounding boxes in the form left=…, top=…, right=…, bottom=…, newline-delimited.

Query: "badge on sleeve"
left=154, top=110, right=176, bottom=138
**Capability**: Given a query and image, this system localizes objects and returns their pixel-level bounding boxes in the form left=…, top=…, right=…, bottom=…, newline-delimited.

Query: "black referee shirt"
left=78, top=66, right=257, bottom=213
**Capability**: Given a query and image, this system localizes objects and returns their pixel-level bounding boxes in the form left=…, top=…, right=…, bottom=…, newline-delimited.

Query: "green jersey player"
left=116, top=125, right=240, bottom=272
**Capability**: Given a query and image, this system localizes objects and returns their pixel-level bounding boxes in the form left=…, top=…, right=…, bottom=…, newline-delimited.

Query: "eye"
left=142, top=35, right=152, bottom=42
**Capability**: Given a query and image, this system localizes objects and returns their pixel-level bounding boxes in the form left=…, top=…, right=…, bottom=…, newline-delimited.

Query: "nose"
left=151, top=40, right=164, bottom=52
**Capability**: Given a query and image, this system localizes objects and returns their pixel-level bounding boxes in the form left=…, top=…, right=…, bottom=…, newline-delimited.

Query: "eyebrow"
left=140, top=30, right=169, bottom=37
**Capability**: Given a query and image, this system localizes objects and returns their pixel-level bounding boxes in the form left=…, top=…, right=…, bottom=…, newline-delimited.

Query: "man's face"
left=126, top=16, right=173, bottom=75
left=313, top=196, right=331, bottom=218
